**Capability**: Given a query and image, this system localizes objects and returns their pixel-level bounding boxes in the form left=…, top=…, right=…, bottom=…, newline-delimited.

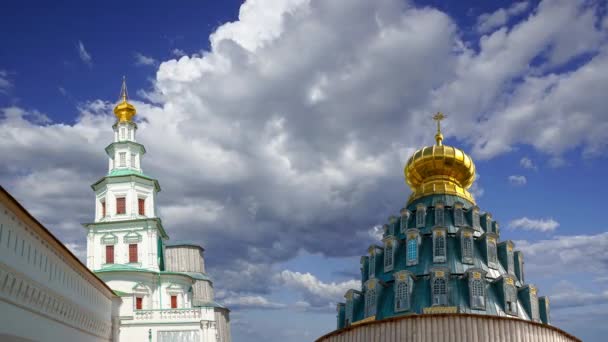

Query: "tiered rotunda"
left=316, top=114, right=579, bottom=342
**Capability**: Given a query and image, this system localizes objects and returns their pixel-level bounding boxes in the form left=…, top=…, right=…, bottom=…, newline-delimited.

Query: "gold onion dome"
left=404, top=112, right=477, bottom=205
left=113, top=76, right=137, bottom=123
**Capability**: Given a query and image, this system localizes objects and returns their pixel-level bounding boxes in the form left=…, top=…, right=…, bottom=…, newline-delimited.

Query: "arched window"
left=487, top=237, right=498, bottom=269
left=368, top=254, right=375, bottom=279
left=454, top=203, right=465, bottom=226
left=432, top=278, right=448, bottom=306
left=384, top=240, right=394, bottom=272
left=505, top=281, right=518, bottom=315
left=462, top=231, right=474, bottom=264
left=434, top=203, right=445, bottom=226
left=395, top=280, right=409, bottom=312
left=416, top=205, right=426, bottom=228
left=472, top=207, right=480, bottom=230
left=400, top=209, right=410, bottom=234
left=365, top=287, right=377, bottom=317
left=407, top=235, right=418, bottom=266
left=468, top=271, right=486, bottom=309
left=433, top=229, right=446, bottom=263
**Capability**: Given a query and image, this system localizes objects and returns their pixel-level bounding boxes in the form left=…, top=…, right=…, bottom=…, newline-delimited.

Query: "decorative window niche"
left=138, top=198, right=145, bottom=216
left=100, top=200, right=106, bottom=218
left=416, top=204, right=426, bottom=228
left=394, top=271, right=414, bottom=313
left=460, top=228, right=474, bottom=264
left=486, top=235, right=498, bottom=269
left=432, top=228, right=447, bottom=263
left=364, top=279, right=378, bottom=318
left=467, top=269, right=487, bottom=310
left=434, top=202, right=445, bottom=226
left=453, top=202, right=465, bottom=226
left=406, top=229, right=420, bottom=266
left=503, top=276, right=518, bottom=316
left=400, top=209, right=411, bottom=234
left=119, top=152, right=126, bottom=167
left=471, top=207, right=481, bottom=231
left=383, top=237, right=396, bottom=272
left=430, top=268, right=450, bottom=306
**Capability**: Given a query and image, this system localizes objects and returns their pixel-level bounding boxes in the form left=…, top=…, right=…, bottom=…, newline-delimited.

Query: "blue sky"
left=1, top=1, right=608, bottom=341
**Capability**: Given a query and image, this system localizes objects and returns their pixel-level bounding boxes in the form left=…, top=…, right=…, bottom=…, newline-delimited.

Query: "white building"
left=83, top=79, right=231, bottom=342
left=0, top=186, right=121, bottom=342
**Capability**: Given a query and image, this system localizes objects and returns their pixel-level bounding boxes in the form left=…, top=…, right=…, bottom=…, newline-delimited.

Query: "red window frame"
left=101, top=201, right=106, bottom=217
left=105, top=245, right=114, bottom=264
left=138, top=198, right=145, bottom=216
left=129, top=244, right=138, bottom=263
left=116, top=197, right=126, bottom=214
left=136, top=297, right=143, bottom=310
left=171, top=295, right=178, bottom=309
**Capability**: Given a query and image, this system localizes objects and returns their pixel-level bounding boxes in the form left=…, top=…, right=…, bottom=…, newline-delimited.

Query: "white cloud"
left=276, top=270, right=359, bottom=309
left=368, top=224, right=383, bottom=241
left=520, top=156, right=537, bottom=169
left=134, top=52, right=157, bottom=66
left=477, top=1, right=529, bottom=34
left=508, top=175, right=527, bottom=186
left=77, top=40, right=92, bottom=66
left=549, top=281, right=608, bottom=309
left=0, top=70, right=12, bottom=94
left=1, top=3, right=608, bottom=333
left=222, top=295, right=286, bottom=309
left=515, top=232, right=608, bottom=276
left=509, top=217, right=558, bottom=232
left=171, top=48, right=186, bottom=57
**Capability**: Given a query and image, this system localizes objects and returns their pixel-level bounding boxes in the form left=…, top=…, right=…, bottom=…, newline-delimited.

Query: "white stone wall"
left=95, top=181, right=156, bottom=222
left=0, top=198, right=118, bottom=341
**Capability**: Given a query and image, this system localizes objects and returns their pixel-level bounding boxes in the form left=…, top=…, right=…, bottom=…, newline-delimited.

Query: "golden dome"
left=404, top=113, right=477, bottom=204
left=113, top=77, right=136, bottom=123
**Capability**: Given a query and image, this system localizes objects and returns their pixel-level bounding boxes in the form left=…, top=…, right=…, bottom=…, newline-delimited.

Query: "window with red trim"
left=105, top=245, right=114, bottom=264
left=136, top=297, right=143, bottom=310
left=101, top=201, right=106, bottom=217
left=138, top=198, right=145, bottom=216
left=116, top=197, right=126, bottom=214
left=171, top=295, right=177, bottom=309
left=129, top=244, right=138, bottom=263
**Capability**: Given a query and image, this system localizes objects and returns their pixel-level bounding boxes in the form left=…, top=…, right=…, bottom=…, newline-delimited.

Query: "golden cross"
left=432, top=112, right=446, bottom=145
left=432, top=112, right=446, bottom=133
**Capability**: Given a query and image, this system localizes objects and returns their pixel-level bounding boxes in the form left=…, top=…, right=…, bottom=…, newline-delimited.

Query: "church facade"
left=83, top=79, right=231, bottom=342
left=316, top=114, right=580, bottom=342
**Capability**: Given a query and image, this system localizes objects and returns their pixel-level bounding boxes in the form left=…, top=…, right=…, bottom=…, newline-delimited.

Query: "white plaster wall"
left=95, top=181, right=156, bottom=222
left=0, top=201, right=117, bottom=341
left=88, top=224, right=159, bottom=271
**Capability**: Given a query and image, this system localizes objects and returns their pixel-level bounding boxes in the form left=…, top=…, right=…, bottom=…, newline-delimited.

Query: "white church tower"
left=83, top=78, right=231, bottom=342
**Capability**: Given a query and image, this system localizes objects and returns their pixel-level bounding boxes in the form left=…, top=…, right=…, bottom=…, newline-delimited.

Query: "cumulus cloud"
left=508, top=175, right=527, bottom=186
left=519, top=156, right=537, bottom=170
left=509, top=217, right=558, bottom=232
left=171, top=49, right=186, bottom=57
left=477, top=2, right=529, bottom=34
left=134, top=52, right=157, bottom=66
left=1, top=1, right=608, bottom=328
left=276, top=270, right=359, bottom=309
left=549, top=281, right=608, bottom=309
left=221, top=295, right=286, bottom=310
left=77, top=40, right=92, bottom=66
left=515, top=232, right=608, bottom=275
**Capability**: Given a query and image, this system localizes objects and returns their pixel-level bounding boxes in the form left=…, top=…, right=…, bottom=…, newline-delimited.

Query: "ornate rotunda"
left=316, top=114, right=579, bottom=342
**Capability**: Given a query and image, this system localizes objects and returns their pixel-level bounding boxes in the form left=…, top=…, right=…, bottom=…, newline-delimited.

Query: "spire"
left=113, top=76, right=137, bottom=123
left=119, top=75, right=128, bottom=103
left=432, top=112, right=446, bottom=146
